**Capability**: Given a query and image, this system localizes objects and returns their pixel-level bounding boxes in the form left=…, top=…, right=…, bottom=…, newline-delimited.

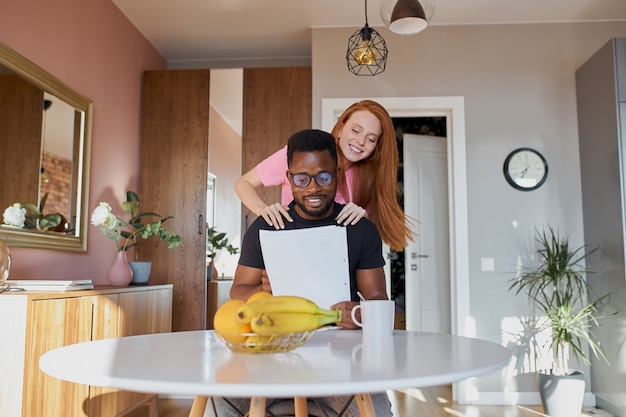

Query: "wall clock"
left=503, top=148, right=548, bottom=191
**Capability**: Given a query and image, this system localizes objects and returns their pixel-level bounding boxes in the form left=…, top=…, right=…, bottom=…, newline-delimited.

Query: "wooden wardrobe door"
left=241, top=67, right=312, bottom=232
left=140, top=70, right=209, bottom=332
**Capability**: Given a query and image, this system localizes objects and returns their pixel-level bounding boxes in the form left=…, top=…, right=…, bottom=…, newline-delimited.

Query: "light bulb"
left=354, top=40, right=377, bottom=65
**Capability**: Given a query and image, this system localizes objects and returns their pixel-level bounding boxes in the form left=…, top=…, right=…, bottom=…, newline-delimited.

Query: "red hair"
left=331, top=100, right=415, bottom=251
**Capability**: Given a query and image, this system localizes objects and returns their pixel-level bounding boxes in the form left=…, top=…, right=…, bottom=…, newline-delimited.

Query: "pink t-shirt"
left=256, top=145, right=352, bottom=205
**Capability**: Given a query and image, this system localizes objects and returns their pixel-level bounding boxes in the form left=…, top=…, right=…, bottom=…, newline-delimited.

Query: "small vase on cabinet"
left=129, top=261, right=152, bottom=285
left=108, top=251, right=133, bottom=286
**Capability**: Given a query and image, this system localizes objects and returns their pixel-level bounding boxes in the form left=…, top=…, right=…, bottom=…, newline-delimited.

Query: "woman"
left=234, top=100, right=414, bottom=251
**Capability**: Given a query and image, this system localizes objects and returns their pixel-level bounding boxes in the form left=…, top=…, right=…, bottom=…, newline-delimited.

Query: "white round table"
left=40, top=329, right=511, bottom=417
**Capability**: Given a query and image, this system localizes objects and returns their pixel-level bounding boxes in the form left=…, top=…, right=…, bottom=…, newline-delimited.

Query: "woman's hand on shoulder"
left=258, top=203, right=293, bottom=229
left=336, top=202, right=367, bottom=226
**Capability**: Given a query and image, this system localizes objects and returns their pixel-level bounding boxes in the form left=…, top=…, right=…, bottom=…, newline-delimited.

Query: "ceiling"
left=113, top=0, right=626, bottom=67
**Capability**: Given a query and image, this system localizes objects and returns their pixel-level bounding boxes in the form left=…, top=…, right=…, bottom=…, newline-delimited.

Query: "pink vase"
left=107, top=251, right=133, bottom=286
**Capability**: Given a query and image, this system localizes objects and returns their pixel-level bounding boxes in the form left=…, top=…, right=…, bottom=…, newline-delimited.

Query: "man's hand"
left=260, top=270, right=273, bottom=293
left=258, top=203, right=293, bottom=229
left=335, top=202, right=367, bottom=226
left=330, top=301, right=360, bottom=329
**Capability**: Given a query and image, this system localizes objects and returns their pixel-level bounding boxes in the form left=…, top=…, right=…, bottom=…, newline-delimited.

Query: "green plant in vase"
left=91, top=191, right=182, bottom=285
left=91, top=191, right=182, bottom=252
left=207, top=227, right=238, bottom=280
left=508, top=226, right=610, bottom=416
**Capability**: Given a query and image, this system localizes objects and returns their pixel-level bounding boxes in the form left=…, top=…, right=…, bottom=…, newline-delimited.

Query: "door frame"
left=322, top=96, right=470, bottom=400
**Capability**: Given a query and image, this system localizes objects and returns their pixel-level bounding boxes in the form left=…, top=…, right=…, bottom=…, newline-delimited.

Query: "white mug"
left=350, top=299, right=395, bottom=336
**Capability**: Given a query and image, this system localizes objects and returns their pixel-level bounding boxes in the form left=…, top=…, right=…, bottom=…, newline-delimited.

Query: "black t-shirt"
left=238, top=202, right=385, bottom=302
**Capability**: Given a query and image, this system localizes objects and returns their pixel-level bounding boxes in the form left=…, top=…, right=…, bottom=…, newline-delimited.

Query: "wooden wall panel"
left=140, top=70, right=210, bottom=332
left=241, top=67, right=312, bottom=232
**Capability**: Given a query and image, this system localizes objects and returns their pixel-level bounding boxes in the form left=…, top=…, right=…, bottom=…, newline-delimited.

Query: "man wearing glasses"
left=231, top=128, right=388, bottom=320
left=215, top=129, right=392, bottom=417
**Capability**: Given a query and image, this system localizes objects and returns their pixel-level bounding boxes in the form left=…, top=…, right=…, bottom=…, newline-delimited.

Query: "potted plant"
left=91, top=191, right=182, bottom=285
left=206, top=227, right=238, bottom=281
left=509, top=226, right=609, bottom=417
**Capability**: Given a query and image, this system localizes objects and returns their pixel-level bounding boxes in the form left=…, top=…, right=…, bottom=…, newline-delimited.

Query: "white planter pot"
left=537, top=369, right=585, bottom=417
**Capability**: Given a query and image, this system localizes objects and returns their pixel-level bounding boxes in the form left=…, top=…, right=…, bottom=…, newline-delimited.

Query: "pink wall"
left=0, top=0, right=166, bottom=283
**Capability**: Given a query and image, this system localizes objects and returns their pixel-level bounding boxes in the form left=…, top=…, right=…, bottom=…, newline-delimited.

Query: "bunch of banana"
left=236, top=295, right=342, bottom=335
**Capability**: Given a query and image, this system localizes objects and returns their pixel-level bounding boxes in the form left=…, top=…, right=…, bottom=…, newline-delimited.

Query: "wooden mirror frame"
left=0, top=42, right=92, bottom=252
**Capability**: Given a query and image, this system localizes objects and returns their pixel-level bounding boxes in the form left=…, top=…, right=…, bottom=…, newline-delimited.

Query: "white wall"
left=209, top=69, right=243, bottom=278
left=312, top=22, right=626, bottom=403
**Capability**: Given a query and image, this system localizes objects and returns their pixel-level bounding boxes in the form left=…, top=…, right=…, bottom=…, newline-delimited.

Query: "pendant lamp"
left=390, top=0, right=428, bottom=35
left=380, top=0, right=434, bottom=35
left=346, top=0, right=388, bottom=76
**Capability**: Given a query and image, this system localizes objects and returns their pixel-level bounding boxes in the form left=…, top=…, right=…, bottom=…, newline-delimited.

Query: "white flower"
left=90, top=192, right=182, bottom=253
left=3, top=203, right=26, bottom=228
left=90, top=202, right=117, bottom=230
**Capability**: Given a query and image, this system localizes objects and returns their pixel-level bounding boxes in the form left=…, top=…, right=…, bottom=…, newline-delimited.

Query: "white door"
left=403, top=133, right=451, bottom=333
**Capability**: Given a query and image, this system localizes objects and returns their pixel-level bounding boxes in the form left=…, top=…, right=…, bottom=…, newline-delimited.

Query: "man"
left=206, top=129, right=393, bottom=417
left=231, top=128, right=388, bottom=324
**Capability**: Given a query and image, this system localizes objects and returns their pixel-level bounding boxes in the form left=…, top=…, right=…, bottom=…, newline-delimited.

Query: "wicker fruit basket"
left=216, top=331, right=315, bottom=354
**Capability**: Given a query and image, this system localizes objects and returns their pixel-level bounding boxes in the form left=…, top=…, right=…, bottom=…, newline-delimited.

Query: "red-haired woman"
left=234, top=100, right=414, bottom=251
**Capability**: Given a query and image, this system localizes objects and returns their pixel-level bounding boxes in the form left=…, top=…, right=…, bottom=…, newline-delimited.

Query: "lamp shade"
left=346, top=25, right=388, bottom=76
left=347, top=0, right=387, bottom=76
left=389, top=0, right=428, bottom=35
left=380, top=0, right=435, bottom=27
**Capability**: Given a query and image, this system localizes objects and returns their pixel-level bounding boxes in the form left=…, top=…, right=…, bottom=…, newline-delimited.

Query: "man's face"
left=287, top=150, right=337, bottom=219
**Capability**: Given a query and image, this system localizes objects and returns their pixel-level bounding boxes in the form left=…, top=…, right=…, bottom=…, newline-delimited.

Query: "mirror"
left=0, top=42, right=92, bottom=251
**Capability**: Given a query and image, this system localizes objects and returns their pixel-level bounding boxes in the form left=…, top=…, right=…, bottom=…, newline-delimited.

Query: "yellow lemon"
left=246, top=291, right=272, bottom=303
left=214, top=299, right=252, bottom=343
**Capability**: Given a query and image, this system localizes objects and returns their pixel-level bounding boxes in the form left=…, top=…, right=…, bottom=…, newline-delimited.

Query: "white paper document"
left=259, top=225, right=350, bottom=309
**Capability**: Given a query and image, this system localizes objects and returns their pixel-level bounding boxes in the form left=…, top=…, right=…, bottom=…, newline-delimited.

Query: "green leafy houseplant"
left=207, top=227, right=238, bottom=262
left=91, top=191, right=182, bottom=253
left=509, top=226, right=609, bottom=376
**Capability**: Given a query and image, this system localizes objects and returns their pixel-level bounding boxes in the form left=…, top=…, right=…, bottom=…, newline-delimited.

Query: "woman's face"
left=337, top=110, right=382, bottom=164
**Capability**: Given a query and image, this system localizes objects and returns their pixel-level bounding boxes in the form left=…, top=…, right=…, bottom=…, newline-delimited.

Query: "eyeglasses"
left=288, top=171, right=335, bottom=188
